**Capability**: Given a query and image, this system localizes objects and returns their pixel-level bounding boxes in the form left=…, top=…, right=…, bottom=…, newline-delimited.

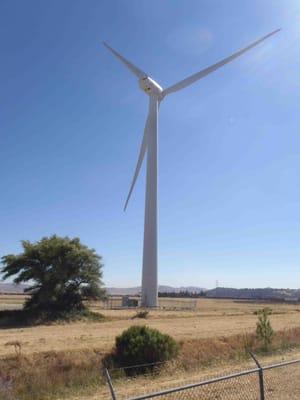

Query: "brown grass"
left=0, top=349, right=106, bottom=400
left=1, top=297, right=300, bottom=357
left=180, top=326, right=300, bottom=367
left=0, top=326, right=300, bottom=400
left=1, top=296, right=300, bottom=399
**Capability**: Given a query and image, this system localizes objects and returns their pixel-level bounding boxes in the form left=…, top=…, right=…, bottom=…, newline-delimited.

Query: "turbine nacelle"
left=139, top=77, right=163, bottom=97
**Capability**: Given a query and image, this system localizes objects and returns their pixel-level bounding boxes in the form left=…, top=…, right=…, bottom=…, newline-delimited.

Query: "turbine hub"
left=139, top=77, right=163, bottom=97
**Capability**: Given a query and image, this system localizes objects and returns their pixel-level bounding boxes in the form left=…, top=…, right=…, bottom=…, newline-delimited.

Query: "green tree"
left=1, top=235, right=105, bottom=314
left=256, top=308, right=275, bottom=352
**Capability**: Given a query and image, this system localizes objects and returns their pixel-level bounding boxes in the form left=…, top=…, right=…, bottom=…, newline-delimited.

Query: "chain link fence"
left=104, top=355, right=300, bottom=400
left=92, top=297, right=197, bottom=310
left=264, top=359, right=300, bottom=399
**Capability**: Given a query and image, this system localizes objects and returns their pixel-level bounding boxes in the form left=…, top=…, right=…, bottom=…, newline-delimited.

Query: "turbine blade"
left=162, top=29, right=281, bottom=97
left=103, top=42, right=147, bottom=79
left=124, top=110, right=151, bottom=211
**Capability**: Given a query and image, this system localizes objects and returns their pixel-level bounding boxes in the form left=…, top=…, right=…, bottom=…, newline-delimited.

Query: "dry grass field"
left=79, top=349, right=300, bottom=400
left=0, top=294, right=29, bottom=311
left=1, top=295, right=300, bottom=357
left=1, top=294, right=300, bottom=399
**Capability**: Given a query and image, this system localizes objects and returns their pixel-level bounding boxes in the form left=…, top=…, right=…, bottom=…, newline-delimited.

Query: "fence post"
left=249, top=352, right=265, bottom=400
left=104, top=368, right=117, bottom=400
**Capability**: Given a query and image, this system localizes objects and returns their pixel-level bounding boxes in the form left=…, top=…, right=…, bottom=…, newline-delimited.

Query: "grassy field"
left=1, top=295, right=300, bottom=399
left=1, top=295, right=300, bottom=356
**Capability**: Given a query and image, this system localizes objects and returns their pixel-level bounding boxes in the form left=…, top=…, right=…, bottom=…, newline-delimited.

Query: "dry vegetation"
left=1, top=296, right=300, bottom=356
left=103, top=348, right=300, bottom=400
left=1, top=295, right=300, bottom=399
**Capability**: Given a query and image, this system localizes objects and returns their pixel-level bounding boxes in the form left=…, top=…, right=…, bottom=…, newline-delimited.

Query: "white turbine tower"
left=104, top=29, right=280, bottom=308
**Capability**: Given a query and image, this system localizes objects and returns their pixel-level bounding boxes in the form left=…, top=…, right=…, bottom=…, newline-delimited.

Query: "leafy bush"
left=114, top=325, right=178, bottom=371
left=256, top=308, right=275, bottom=352
left=132, top=310, right=149, bottom=319
left=253, top=307, right=272, bottom=316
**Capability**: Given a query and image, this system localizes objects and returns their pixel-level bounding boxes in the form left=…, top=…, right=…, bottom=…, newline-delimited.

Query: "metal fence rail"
left=104, top=355, right=300, bottom=400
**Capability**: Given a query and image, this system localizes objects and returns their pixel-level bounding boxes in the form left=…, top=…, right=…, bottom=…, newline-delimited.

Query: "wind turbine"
left=104, top=29, right=280, bottom=308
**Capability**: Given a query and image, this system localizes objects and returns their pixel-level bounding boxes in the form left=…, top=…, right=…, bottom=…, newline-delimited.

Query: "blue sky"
left=1, top=0, right=300, bottom=289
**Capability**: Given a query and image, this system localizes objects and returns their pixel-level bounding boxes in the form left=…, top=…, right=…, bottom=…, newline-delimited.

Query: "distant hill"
left=206, top=287, right=300, bottom=300
left=106, top=286, right=300, bottom=301
left=0, top=282, right=29, bottom=294
left=2, top=282, right=299, bottom=301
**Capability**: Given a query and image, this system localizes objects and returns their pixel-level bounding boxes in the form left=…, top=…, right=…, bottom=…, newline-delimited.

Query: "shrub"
left=114, top=326, right=178, bottom=372
left=132, top=310, right=149, bottom=319
left=253, top=307, right=272, bottom=316
left=256, top=308, right=275, bottom=352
